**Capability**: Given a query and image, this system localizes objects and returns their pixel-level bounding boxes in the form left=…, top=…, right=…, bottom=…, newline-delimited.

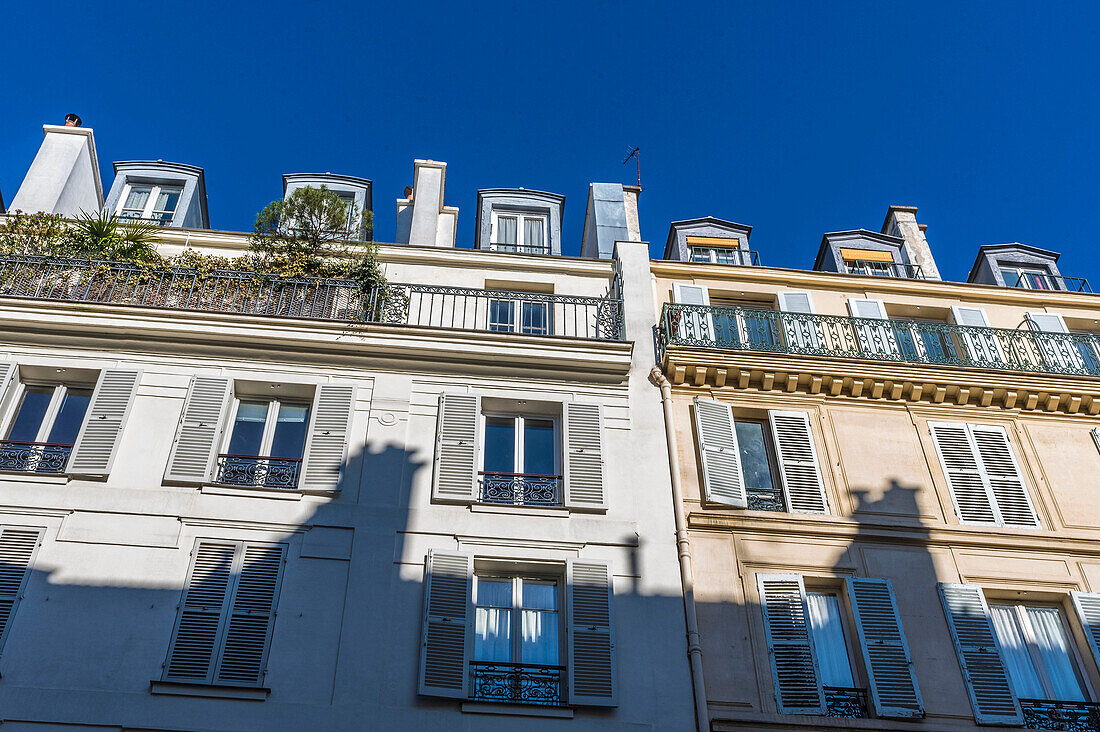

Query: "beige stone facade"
left=653, top=258, right=1100, bottom=730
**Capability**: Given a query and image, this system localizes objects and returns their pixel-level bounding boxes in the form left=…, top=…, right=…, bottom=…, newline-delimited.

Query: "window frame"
left=4, top=380, right=94, bottom=445
left=480, top=411, right=562, bottom=477
left=1000, top=265, right=1056, bottom=290
left=472, top=572, right=564, bottom=667
left=732, top=416, right=784, bottom=510
left=805, top=586, right=864, bottom=690
left=334, top=191, right=357, bottom=233
left=489, top=209, right=550, bottom=253
left=487, top=297, right=553, bottom=335
left=223, top=397, right=311, bottom=460
left=989, top=600, right=1094, bottom=702
left=117, top=182, right=183, bottom=223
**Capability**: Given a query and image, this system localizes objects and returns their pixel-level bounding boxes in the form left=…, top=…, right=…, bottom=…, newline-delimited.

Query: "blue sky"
left=2, top=1, right=1097, bottom=283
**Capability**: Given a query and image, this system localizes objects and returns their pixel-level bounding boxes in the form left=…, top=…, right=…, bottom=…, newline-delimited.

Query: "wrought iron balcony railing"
left=478, top=472, right=563, bottom=507
left=690, top=247, right=761, bottom=266
left=118, top=210, right=175, bottom=226
left=488, top=242, right=552, bottom=255
left=215, top=454, right=302, bottom=489
left=1006, top=272, right=1093, bottom=293
left=824, top=686, right=869, bottom=719
left=469, top=661, right=564, bottom=706
left=747, top=485, right=785, bottom=512
left=0, top=441, right=72, bottom=474
left=844, top=260, right=925, bottom=279
left=0, top=255, right=624, bottom=341
left=1020, top=698, right=1100, bottom=731
left=661, top=303, right=1100, bottom=378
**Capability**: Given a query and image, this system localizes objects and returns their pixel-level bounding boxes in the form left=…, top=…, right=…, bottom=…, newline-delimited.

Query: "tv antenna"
left=622, top=146, right=641, bottom=189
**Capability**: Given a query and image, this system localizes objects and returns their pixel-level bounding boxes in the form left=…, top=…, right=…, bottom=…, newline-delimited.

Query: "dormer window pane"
left=336, top=192, right=356, bottom=233
left=46, top=388, right=92, bottom=445
left=524, top=218, right=545, bottom=251
left=124, top=187, right=151, bottom=213
left=118, top=183, right=180, bottom=225
left=155, top=190, right=180, bottom=214
left=497, top=216, right=518, bottom=246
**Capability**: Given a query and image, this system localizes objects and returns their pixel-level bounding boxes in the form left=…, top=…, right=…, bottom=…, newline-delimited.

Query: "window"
left=928, top=422, right=1039, bottom=528
left=758, top=574, right=923, bottom=719
left=161, top=540, right=286, bottom=688
left=335, top=191, right=357, bottom=234
left=488, top=297, right=551, bottom=335
left=1002, top=266, right=1056, bottom=290
left=690, top=245, right=751, bottom=265
left=418, top=551, right=616, bottom=708
left=990, top=604, right=1089, bottom=703
left=2, top=382, right=92, bottom=473
left=490, top=210, right=548, bottom=254
left=218, top=398, right=310, bottom=489
left=734, top=419, right=783, bottom=511
left=692, top=399, right=828, bottom=514
left=481, top=413, right=560, bottom=506
left=472, top=574, right=563, bottom=705
left=118, top=183, right=181, bottom=225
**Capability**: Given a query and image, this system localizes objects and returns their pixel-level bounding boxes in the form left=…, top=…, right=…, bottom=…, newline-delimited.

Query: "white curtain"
left=125, top=187, right=150, bottom=211
left=1027, top=607, right=1086, bottom=701
left=474, top=579, right=513, bottom=662
left=990, top=605, right=1047, bottom=699
left=524, top=218, right=545, bottom=251
left=496, top=216, right=517, bottom=245
left=806, top=593, right=855, bottom=687
left=521, top=581, right=558, bottom=665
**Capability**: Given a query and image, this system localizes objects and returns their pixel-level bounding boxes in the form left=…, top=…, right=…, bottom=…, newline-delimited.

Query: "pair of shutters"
left=163, top=540, right=287, bottom=687
left=418, top=550, right=617, bottom=706
left=164, top=377, right=356, bottom=491
left=432, top=394, right=606, bottom=510
left=0, top=362, right=140, bottom=478
left=938, top=584, right=1100, bottom=724
left=757, top=573, right=923, bottom=719
left=928, top=422, right=1039, bottom=528
left=693, top=398, right=828, bottom=513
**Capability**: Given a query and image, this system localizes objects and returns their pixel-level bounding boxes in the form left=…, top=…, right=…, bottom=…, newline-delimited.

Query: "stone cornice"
left=664, top=345, right=1100, bottom=415
left=0, top=299, right=632, bottom=381
left=649, top=259, right=1100, bottom=310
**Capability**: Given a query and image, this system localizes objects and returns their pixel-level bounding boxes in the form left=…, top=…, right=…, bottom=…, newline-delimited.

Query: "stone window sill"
left=0, top=470, right=70, bottom=485
left=200, top=483, right=305, bottom=501
left=461, top=702, right=573, bottom=718
left=149, top=680, right=269, bottom=701
left=469, top=503, right=570, bottom=518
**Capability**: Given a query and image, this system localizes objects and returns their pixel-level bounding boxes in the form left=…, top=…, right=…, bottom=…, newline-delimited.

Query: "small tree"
left=248, top=185, right=382, bottom=292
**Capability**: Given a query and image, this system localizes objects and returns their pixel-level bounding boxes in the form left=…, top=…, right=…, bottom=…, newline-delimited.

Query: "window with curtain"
left=989, top=604, right=1089, bottom=702
left=118, top=183, right=182, bottom=224
left=474, top=575, right=561, bottom=666
left=491, top=210, right=549, bottom=253
left=806, top=592, right=857, bottom=688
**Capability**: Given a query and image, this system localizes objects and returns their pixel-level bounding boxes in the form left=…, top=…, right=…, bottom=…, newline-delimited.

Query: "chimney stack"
left=881, top=205, right=940, bottom=280
left=395, top=160, right=458, bottom=248
left=10, top=121, right=103, bottom=217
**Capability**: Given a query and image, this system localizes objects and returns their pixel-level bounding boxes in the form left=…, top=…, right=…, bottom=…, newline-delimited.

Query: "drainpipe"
left=650, top=365, right=709, bottom=731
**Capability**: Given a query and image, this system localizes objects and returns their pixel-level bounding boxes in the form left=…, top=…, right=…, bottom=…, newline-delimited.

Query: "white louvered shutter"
left=564, top=402, right=606, bottom=510
left=777, top=291, right=821, bottom=351
left=777, top=291, right=815, bottom=314
left=937, top=583, right=1022, bottom=725
left=418, top=550, right=473, bottom=698
left=0, top=526, right=42, bottom=654
left=0, top=362, right=16, bottom=409
left=969, top=425, right=1038, bottom=528
left=929, top=422, right=997, bottom=525
left=847, top=298, right=899, bottom=358
left=300, top=384, right=355, bottom=491
left=214, top=543, right=286, bottom=686
left=846, top=578, right=923, bottom=718
left=432, top=394, right=479, bottom=503
left=672, top=283, right=712, bottom=341
left=67, top=369, right=141, bottom=476
left=164, top=377, right=232, bottom=484
left=692, top=397, right=746, bottom=507
left=1026, top=312, right=1084, bottom=372
left=951, top=306, right=990, bottom=327
left=163, top=541, right=236, bottom=683
left=1070, top=591, right=1100, bottom=676
left=568, top=558, right=616, bottom=706
left=950, top=306, right=1003, bottom=365
left=757, top=573, right=824, bottom=714
left=768, top=411, right=828, bottom=514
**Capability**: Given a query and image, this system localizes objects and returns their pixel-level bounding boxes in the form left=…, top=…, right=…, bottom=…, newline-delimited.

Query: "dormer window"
left=490, top=210, right=548, bottom=254
left=335, top=191, right=357, bottom=235
left=1000, top=266, right=1057, bottom=290
left=118, top=183, right=180, bottom=225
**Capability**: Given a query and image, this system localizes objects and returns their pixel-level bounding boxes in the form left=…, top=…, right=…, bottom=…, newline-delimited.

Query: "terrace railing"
left=1005, top=272, right=1093, bottom=293
left=661, top=303, right=1100, bottom=378
left=844, top=260, right=925, bottom=279
left=0, top=255, right=624, bottom=341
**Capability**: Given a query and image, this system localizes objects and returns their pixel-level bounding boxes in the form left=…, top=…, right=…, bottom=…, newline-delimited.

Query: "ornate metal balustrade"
left=747, top=486, right=785, bottom=512
left=0, top=255, right=624, bottom=341
left=1020, top=699, right=1100, bottom=731
left=119, top=210, right=174, bottom=226
left=0, top=441, right=72, bottom=474
left=478, top=472, right=563, bottom=507
left=469, top=662, right=564, bottom=706
left=824, top=686, right=869, bottom=719
left=1006, top=272, right=1093, bottom=293
left=844, top=260, right=925, bottom=279
left=661, top=303, right=1100, bottom=378
left=215, top=454, right=302, bottom=489
left=488, top=242, right=552, bottom=255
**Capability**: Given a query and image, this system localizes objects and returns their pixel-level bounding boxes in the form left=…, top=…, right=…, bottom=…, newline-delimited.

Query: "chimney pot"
left=64, top=113, right=82, bottom=127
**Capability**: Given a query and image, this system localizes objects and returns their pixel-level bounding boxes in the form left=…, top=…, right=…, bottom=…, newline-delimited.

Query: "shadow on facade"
left=0, top=440, right=698, bottom=731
